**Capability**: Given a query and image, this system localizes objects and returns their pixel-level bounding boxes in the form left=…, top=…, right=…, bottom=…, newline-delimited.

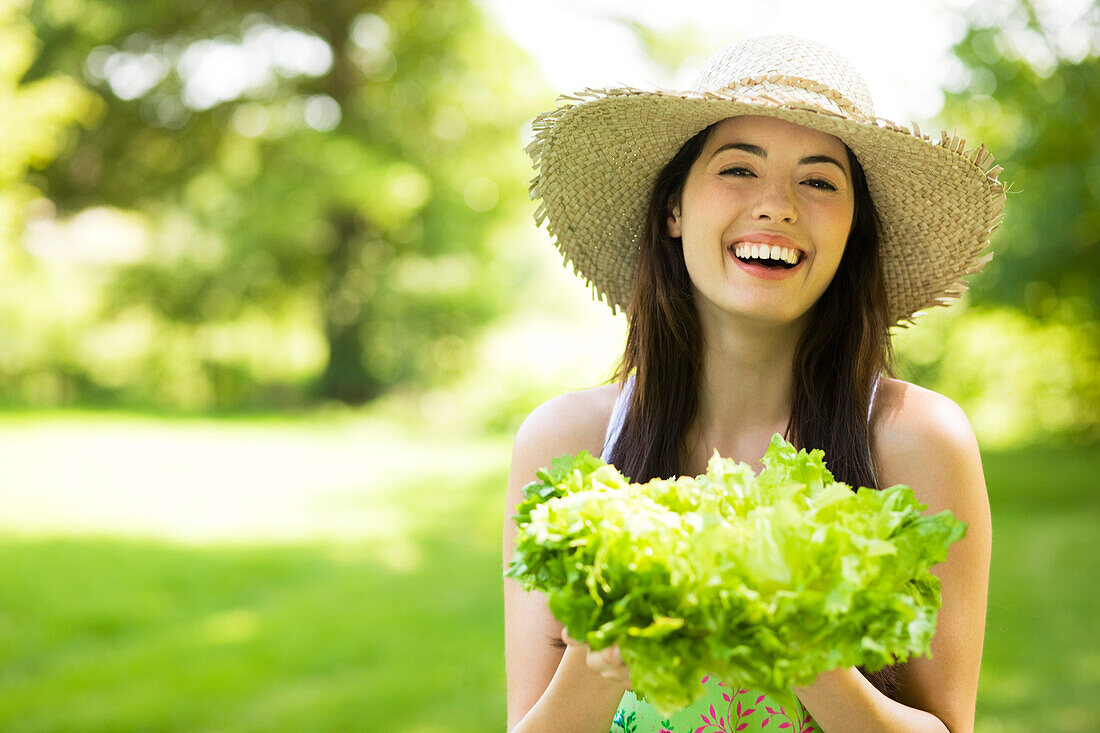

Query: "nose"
left=751, top=178, right=797, bottom=224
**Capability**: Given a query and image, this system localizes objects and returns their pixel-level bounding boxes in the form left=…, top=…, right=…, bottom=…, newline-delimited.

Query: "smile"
left=731, top=241, right=804, bottom=269
left=728, top=240, right=807, bottom=281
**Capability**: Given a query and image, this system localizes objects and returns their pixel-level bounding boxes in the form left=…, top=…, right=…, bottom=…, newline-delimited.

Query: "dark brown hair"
left=607, top=120, right=901, bottom=697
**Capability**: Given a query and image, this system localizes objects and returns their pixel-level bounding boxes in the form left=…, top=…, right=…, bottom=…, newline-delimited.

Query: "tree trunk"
left=316, top=207, right=377, bottom=404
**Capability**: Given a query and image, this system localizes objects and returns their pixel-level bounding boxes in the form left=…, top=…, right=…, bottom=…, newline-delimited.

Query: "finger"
left=587, top=649, right=624, bottom=677
left=600, top=667, right=629, bottom=681
left=590, top=646, right=626, bottom=675
left=599, top=668, right=634, bottom=692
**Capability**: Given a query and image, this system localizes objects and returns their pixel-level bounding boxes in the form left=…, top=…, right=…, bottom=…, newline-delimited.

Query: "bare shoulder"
left=869, top=385, right=991, bottom=726
left=510, top=383, right=621, bottom=483
left=870, top=377, right=987, bottom=513
left=502, top=384, right=623, bottom=728
left=871, top=377, right=978, bottom=456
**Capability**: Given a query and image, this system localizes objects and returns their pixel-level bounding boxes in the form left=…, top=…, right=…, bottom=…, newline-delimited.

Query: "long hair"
left=607, top=121, right=901, bottom=697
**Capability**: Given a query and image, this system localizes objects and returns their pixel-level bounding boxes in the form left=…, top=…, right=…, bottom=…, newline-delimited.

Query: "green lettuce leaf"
left=505, top=435, right=966, bottom=715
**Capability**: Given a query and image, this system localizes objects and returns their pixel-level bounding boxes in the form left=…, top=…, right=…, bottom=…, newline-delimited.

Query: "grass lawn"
left=973, top=444, right=1099, bottom=733
left=0, top=528, right=506, bottom=732
left=0, top=412, right=1095, bottom=731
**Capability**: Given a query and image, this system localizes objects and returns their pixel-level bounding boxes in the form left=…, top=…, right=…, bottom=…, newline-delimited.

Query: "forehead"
left=703, top=115, right=848, bottom=158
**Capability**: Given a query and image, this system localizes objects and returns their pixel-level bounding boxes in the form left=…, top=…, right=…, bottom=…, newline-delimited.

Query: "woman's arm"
left=794, top=380, right=992, bottom=733
left=503, top=388, right=629, bottom=732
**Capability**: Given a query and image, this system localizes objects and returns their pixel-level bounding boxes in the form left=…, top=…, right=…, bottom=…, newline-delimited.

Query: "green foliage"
left=885, top=1, right=1100, bottom=446
left=0, top=4, right=99, bottom=409
left=0, top=0, right=97, bottom=244
left=940, top=5, right=1099, bottom=319
left=507, top=436, right=965, bottom=715
left=894, top=302, right=1100, bottom=447
left=9, top=0, right=544, bottom=409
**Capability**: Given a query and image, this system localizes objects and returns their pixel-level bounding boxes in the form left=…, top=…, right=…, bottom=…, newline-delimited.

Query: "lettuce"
left=505, top=435, right=966, bottom=714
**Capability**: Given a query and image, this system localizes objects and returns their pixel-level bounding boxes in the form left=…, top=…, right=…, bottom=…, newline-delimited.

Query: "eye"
left=719, top=166, right=755, bottom=177
left=802, top=177, right=838, bottom=191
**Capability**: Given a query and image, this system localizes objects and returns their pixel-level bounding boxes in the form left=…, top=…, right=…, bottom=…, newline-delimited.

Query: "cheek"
left=828, top=220, right=853, bottom=258
left=679, top=185, right=731, bottom=243
left=679, top=210, right=727, bottom=288
left=816, top=202, right=855, bottom=260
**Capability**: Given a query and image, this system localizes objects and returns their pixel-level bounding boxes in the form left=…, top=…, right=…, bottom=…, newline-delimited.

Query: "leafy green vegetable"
left=505, top=435, right=966, bottom=714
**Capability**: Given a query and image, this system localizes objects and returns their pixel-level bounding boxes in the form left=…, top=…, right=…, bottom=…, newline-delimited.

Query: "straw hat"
left=526, top=35, right=1007, bottom=326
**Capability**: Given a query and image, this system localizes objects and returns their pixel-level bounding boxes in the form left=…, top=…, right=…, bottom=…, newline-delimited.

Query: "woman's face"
left=668, top=115, right=855, bottom=328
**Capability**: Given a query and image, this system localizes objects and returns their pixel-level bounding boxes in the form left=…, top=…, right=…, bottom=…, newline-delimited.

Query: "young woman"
left=504, top=35, right=1005, bottom=733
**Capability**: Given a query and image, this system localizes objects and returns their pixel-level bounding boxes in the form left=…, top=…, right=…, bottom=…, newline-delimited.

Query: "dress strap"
left=868, top=373, right=880, bottom=425
left=865, top=373, right=882, bottom=487
left=601, top=374, right=635, bottom=462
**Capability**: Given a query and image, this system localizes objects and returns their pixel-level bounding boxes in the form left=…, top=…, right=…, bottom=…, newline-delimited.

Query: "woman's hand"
left=560, top=628, right=634, bottom=691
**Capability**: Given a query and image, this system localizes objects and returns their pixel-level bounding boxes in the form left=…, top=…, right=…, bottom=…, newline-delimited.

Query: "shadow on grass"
left=0, top=468, right=510, bottom=733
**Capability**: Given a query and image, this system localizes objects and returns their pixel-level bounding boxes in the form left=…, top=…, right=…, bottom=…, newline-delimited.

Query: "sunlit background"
left=0, top=0, right=1096, bottom=730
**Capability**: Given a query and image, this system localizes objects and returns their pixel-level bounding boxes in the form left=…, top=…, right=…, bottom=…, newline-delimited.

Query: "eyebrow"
left=710, top=142, right=848, bottom=174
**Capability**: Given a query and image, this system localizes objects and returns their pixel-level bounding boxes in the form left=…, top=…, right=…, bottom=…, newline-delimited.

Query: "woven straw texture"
left=527, top=35, right=1006, bottom=326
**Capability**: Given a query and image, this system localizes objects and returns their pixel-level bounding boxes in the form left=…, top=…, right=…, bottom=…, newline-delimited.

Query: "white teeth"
left=733, top=242, right=802, bottom=265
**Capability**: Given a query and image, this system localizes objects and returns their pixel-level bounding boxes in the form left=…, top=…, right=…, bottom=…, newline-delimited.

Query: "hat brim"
left=528, top=87, right=1006, bottom=326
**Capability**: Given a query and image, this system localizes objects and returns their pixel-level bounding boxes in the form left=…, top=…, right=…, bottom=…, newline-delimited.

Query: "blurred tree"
left=23, top=0, right=542, bottom=406
left=0, top=0, right=99, bottom=407
left=885, top=0, right=1100, bottom=446
left=940, top=0, right=1099, bottom=321
left=0, top=0, right=97, bottom=248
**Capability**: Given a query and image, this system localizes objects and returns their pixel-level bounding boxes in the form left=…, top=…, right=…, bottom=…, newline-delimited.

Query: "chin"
left=737, top=293, right=822, bottom=326
left=714, top=302, right=810, bottom=327
left=747, top=309, right=809, bottom=327
left=693, top=287, right=816, bottom=327
left=730, top=295, right=809, bottom=320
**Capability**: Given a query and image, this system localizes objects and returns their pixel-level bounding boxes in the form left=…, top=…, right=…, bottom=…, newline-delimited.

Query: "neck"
left=685, top=304, right=810, bottom=470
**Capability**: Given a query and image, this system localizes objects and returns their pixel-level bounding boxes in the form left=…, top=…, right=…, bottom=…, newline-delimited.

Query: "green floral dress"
left=610, top=676, right=819, bottom=733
